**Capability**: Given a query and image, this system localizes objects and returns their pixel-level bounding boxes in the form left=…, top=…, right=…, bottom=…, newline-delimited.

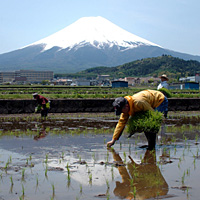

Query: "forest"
left=55, top=55, right=200, bottom=80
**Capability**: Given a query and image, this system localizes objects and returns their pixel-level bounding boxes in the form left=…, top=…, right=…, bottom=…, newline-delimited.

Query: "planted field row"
left=0, top=86, right=199, bottom=99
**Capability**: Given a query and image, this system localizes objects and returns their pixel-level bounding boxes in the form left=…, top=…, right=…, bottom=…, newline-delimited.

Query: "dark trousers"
left=144, top=132, right=157, bottom=150
left=155, top=96, right=168, bottom=118
left=41, top=108, right=49, bottom=117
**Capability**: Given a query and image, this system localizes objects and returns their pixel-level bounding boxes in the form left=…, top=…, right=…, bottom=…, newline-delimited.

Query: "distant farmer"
left=157, top=74, right=169, bottom=90
left=107, top=90, right=168, bottom=149
left=33, top=93, right=50, bottom=117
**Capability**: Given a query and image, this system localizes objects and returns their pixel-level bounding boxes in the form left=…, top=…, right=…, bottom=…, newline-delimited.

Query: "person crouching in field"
left=33, top=93, right=50, bottom=118
left=107, top=90, right=168, bottom=150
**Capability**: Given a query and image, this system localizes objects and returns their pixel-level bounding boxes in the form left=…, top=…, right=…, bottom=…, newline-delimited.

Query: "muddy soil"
left=0, top=112, right=200, bottom=200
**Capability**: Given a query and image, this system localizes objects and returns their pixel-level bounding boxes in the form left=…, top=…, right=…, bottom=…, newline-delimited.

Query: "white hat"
left=159, top=74, right=169, bottom=81
left=32, top=93, right=38, bottom=96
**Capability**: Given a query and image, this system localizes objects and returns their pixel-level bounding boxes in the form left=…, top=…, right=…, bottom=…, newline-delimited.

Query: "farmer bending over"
left=107, top=90, right=168, bottom=149
left=33, top=93, right=50, bottom=117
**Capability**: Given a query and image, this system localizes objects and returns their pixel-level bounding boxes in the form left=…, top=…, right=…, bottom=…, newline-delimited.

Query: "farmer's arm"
left=107, top=113, right=129, bottom=147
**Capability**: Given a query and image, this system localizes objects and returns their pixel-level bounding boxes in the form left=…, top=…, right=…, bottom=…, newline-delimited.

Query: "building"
left=97, top=75, right=110, bottom=81
left=112, top=80, right=128, bottom=88
left=124, top=77, right=135, bottom=86
left=185, top=82, right=199, bottom=90
left=76, top=79, right=91, bottom=86
left=195, top=73, right=200, bottom=83
left=54, top=79, right=72, bottom=85
left=179, top=73, right=200, bottom=83
left=0, top=72, right=15, bottom=83
left=0, top=70, right=54, bottom=84
left=15, top=70, right=53, bottom=83
left=13, top=77, right=27, bottom=85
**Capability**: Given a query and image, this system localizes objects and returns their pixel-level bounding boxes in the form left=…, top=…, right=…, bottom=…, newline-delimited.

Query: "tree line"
left=55, top=55, right=200, bottom=80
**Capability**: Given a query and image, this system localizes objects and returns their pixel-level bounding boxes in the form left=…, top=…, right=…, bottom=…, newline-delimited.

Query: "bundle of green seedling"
left=127, top=110, right=163, bottom=136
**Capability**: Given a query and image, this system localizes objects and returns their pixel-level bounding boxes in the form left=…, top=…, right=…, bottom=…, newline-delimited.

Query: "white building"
left=76, top=79, right=91, bottom=86
left=0, top=70, right=54, bottom=84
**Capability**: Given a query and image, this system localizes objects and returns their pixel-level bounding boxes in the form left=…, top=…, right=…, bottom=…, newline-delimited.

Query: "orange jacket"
left=113, top=90, right=165, bottom=140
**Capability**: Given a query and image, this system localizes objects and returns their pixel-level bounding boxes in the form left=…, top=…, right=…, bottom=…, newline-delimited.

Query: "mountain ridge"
left=0, top=16, right=200, bottom=73
left=65, top=55, right=200, bottom=79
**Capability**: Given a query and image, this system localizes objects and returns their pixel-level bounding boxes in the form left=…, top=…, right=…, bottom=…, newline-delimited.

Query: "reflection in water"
left=110, top=148, right=169, bottom=199
left=34, top=125, right=48, bottom=140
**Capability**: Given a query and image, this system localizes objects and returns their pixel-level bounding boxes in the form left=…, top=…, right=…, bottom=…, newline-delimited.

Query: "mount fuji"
left=0, top=16, right=200, bottom=73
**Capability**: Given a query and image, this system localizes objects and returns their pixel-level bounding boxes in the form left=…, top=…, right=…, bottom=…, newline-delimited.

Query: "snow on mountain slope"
left=30, top=16, right=160, bottom=51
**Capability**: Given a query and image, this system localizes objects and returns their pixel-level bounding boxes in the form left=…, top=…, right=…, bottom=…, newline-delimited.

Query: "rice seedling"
left=10, top=175, right=14, bottom=186
left=36, top=176, right=39, bottom=188
left=44, top=154, right=48, bottom=164
left=133, top=186, right=137, bottom=200
left=79, top=184, right=82, bottom=194
left=123, top=151, right=126, bottom=163
left=4, top=160, right=9, bottom=172
left=184, top=136, right=188, bottom=146
left=106, top=179, right=110, bottom=189
left=120, top=142, right=122, bottom=150
left=178, top=161, right=181, bottom=169
left=45, top=165, right=48, bottom=177
left=66, top=163, right=71, bottom=182
left=181, top=171, right=185, bottom=185
left=174, top=144, right=177, bottom=155
left=140, top=154, right=143, bottom=162
left=130, top=178, right=134, bottom=188
left=22, top=184, right=25, bottom=196
left=195, top=134, right=199, bottom=144
left=187, top=187, right=190, bottom=199
left=182, top=149, right=185, bottom=160
left=186, top=168, right=190, bottom=176
left=104, top=138, right=106, bottom=144
left=78, top=154, right=82, bottom=162
left=111, top=166, right=114, bottom=180
left=21, top=168, right=25, bottom=181
left=19, top=196, right=23, bottom=200
left=61, top=151, right=64, bottom=159
left=196, top=147, right=199, bottom=157
left=89, top=172, right=92, bottom=185
left=9, top=156, right=12, bottom=163
left=171, top=136, right=176, bottom=143
left=85, top=162, right=89, bottom=169
left=193, top=158, right=196, bottom=169
left=52, top=183, right=55, bottom=197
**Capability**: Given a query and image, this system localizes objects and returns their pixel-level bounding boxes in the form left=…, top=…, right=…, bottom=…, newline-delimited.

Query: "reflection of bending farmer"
left=33, top=93, right=50, bottom=117
left=107, top=90, right=168, bottom=149
left=110, top=148, right=168, bottom=199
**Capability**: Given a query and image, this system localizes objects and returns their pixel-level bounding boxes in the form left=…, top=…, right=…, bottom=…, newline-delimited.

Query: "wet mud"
left=0, top=112, right=200, bottom=200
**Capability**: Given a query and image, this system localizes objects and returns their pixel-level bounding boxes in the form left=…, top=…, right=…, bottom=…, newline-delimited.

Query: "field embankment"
left=0, top=98, right=199, bottom=114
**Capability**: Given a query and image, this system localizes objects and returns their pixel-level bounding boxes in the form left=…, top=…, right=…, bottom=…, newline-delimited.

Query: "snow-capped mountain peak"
left=31, top=16, right=160, bottom=51
left=1, top=16, right=199, bottom=74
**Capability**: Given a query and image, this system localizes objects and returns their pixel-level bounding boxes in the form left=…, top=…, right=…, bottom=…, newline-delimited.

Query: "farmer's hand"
left=107, top=139, right=116, bottom=147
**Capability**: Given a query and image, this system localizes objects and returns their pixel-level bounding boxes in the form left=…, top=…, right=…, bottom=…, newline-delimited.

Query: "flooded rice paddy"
left=0, top=112, right=200, bottom=200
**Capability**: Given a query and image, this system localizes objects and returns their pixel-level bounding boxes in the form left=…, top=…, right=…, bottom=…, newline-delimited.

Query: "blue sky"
left=1, top=0, right=200, bottom=56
